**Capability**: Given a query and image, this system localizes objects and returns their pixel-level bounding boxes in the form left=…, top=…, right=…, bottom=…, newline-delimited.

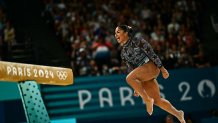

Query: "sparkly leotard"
left=121, top=36, right=162, bottom=72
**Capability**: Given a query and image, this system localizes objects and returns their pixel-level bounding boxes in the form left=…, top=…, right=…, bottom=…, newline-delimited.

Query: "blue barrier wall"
left=42, top=67, right=218, bottom=123
left=0, top=82, right=20, bottom=101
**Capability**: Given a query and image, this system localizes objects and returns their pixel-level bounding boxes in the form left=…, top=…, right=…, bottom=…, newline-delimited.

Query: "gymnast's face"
left=115, top=27, right=129, bottom=45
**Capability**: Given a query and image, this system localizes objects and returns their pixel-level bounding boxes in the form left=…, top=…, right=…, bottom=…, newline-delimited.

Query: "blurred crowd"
left=41, top=0, right=211, bottom=76
left=43, top=0, right=211, bottom=76
left=0, top=0, right=211, bottom=76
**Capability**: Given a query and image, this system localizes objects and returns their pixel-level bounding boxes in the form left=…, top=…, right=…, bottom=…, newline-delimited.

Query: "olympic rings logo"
left=56, top=71, right=68, bottom=80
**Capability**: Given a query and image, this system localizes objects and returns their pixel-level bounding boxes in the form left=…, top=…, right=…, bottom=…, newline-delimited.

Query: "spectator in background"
left=70, top=39, right=81, bottom=76
left=3, top=20, right=15, bottom=52
left=167, top=17, right=180, bottom=35
left=165, top=114, right=179, bottom=123
left=88, top=59, right=100, bottom=76
left=91, top=34, right=113, bottom=73
left=185, top=114, right=194, bottom=123
left=150, top=26, right=165, bottom=46
left=141, top=5, right=152, bottom=20
left=75, top=48, right=92, bottom=76
left=194, top=50, right=211, bottom=68
left=177, top=46, right=193, bottom=68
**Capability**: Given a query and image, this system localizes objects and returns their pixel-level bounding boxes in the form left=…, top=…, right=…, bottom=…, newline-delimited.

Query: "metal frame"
left=18, top=81, right=50, bottom=123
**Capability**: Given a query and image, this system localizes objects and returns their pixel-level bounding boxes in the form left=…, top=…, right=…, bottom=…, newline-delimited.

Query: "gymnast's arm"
left=139, top=38, right=169, bottom=79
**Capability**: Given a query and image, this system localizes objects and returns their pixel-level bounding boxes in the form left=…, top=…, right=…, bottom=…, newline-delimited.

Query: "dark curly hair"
left=117, top=25, right=135, bottom=38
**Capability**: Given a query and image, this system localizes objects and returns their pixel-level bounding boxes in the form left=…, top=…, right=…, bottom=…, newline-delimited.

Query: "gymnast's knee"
left=126, top=75, right=131, bottom=84
left=126, top=74, right=134, bottom=84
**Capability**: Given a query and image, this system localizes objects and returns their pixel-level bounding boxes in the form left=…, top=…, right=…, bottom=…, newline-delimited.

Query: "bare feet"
left=143, top=98, right=154, bottom=115
left=134, top=90, right=139, bottom=97
left=133, top=91, right=153, bottom=115
left=177, top=110, right=186, bottom=123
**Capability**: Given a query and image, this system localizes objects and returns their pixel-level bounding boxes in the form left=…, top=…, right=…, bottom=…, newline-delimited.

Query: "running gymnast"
left=114, top=25, right=186, bottom=123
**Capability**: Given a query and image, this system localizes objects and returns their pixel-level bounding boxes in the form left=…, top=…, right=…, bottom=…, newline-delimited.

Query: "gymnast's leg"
left=126, top=71, right=154, bottom=115
left=142, top=78, right=186, bottom=123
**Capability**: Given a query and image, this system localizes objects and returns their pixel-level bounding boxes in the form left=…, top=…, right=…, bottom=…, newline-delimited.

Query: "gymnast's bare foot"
left=177, top=110, right=186, bottom=123
left=143, top=98, right=154, bottom=115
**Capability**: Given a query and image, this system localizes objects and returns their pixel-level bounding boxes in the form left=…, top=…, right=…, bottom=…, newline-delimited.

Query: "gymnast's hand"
left=160, top=67, right=169, bottom=79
